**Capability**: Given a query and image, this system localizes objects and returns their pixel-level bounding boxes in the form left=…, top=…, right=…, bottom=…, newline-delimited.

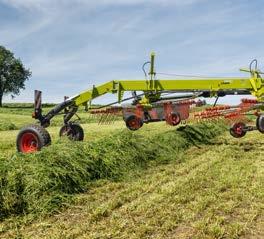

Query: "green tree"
left=0, top=46, right=31, bottom=107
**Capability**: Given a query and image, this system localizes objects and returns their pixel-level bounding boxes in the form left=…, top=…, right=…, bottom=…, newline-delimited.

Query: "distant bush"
left=2, top=103, right=56, bottom=108
left=2, top=103, right=102, bottom=109
left=0, top=122, right=225, bottom=220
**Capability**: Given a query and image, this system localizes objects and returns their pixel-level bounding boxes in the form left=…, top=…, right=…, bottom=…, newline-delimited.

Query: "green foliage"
left=0, top=46, right=31, bottom=106
left=2, top=103, right=56, bottom=108
left=0, top=123, right=224, bottom=220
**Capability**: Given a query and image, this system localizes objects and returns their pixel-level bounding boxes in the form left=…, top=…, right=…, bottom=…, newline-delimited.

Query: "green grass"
left=0, top=104, right=111, bottom=131
left=0, top=111, right=107, bottom=130
left=0, top=104, right=263, bottom=239
left=0, top=123, right=224, bottom=222
left=1, top=130, right=263, bottom=239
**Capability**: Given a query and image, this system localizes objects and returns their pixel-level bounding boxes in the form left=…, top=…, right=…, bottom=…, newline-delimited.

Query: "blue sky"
left=1, top=0, right=264, bottom=104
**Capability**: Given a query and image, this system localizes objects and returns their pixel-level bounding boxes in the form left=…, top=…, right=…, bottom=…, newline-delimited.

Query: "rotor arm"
left=36, top=53, right=264, bottom=127
left=72, top=77, right=255, bottom=107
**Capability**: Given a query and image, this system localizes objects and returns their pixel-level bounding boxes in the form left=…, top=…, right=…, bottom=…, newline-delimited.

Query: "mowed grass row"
left=2, top=130, right=263, bottom=239
left=0, top=120, right=176, bottom=158
left=0, top=123, right=224, bottom=228
left=0, top=103, right=152, bottom=156
left=0, top=122, right=127, bottom=158
left=1, top=104, right=262, bottom=238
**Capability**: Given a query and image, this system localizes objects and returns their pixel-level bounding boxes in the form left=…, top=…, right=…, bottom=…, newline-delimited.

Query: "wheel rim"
left=128, top=118, right=140, bottom=130
left=168, top=113, right=180, bottom=126
left=231, top=122, right=246, bottom=137
left=61, top=126, right=71, bottom=136
left=20, top=133, right=38, bottom=153
left=234, top=123, right=243, bottom=135
left=171, top=114, right=180, bottom=125
left=60, top=125, right=77, bottom=140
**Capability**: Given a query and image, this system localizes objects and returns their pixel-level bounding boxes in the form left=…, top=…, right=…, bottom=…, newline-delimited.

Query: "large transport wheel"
left=16, top=124, right=51, bottom=153
left=168, top=112, right=181, bottom=126
left=256, top=115, right=264, bottom=133
left=125, top=115, right=143, bottom=131
left=230, top=122, right=247, bottom=138
left=59, top=123, right=84, bottom=141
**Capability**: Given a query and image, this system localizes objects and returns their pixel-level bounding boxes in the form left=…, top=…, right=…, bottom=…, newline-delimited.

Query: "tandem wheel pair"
left=229, top=114, right=264, bottom=138
left=16, top=123, right=84, bottom=153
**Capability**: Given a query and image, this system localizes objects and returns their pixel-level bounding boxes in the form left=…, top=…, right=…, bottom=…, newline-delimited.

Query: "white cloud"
left=1, top=0, right=202, bottom=10
left=1, top=0, right=264, bottom=104
left=0, top=18, right=52, bottom=46
left=1, top=0, right=49, bottom=12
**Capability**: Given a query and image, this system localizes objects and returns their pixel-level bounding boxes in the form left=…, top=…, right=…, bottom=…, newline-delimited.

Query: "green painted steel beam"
left=72, top=53, right=264, bottom=107
left=73, top=77, right=257, bottom=106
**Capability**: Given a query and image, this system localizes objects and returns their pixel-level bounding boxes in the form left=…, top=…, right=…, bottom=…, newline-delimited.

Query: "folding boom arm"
left=35, top=53, right=264, bottom=127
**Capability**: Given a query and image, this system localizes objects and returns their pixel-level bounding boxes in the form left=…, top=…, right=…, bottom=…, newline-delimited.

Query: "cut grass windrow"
left=0, top=122, right=225, bottom=221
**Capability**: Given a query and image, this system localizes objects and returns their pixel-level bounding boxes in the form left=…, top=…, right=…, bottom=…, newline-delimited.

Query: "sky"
left=1, top=0, right=264, bottom=105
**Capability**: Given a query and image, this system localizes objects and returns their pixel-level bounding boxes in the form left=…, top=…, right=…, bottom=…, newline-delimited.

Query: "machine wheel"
left=16, top=124, right=51, bottom=153
left=230, top=122, right=246, bottom=138
left=125, top=115, right=143, bottom=131
left=256, top=115, right=264, bottom=133
left=59, top=123, right=84, bottom=141
left=168, top=112, right=181, bottom=126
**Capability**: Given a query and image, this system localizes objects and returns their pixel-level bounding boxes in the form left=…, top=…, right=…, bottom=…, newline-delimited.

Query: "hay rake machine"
left=16, top=53, right=264, bottom=153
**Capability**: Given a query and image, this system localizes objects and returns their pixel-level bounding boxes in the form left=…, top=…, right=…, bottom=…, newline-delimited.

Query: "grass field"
left=0, top=104, right=102, bottom=132
left=0, top=105, right=263, bottom=239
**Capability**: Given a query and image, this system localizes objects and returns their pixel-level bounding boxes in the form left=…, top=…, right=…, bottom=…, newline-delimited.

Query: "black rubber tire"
left=256, top=115, right=264, bottom=133
left=16, top=124, right=51, bottom=153
left=59, top=123, right=84, bottom=141
left=125, top=115, right=143, bottom=131
left=230, top=122, right=247, bottom=138
left=169, top=112, right=181, bottom=126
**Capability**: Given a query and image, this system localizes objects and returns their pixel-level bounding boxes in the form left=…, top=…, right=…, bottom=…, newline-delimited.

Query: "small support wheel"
left=168, top=112, right=181, bottom=126
left=230, top=122, right=247, bottom=138
left=125, top=115, right=143, bottom=131
left=256, top=115, right=264, bottom=133
left=16, top=124, right=51, bottom=153
left=59, top=123, right=84, bottom=141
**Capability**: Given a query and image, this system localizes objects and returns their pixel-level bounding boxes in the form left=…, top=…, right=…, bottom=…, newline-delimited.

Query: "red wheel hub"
left=128, top=118, right=140, bottom=130
left=230, top=122, right=246, bottom=138
left=168, top=113, right=180, bottom=126
left=171, top=115, right=180, bottom=124
left=20, top=133, right=39, bottom=153
left=234, top=123, right=243, bottom=135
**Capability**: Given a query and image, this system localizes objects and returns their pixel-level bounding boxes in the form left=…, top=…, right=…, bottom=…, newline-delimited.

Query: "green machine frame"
left=16, top=53, right=264, bottom=153
left=74, top=53, right=264, bottom=106
left=35, top=52, right=264, bottom=127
